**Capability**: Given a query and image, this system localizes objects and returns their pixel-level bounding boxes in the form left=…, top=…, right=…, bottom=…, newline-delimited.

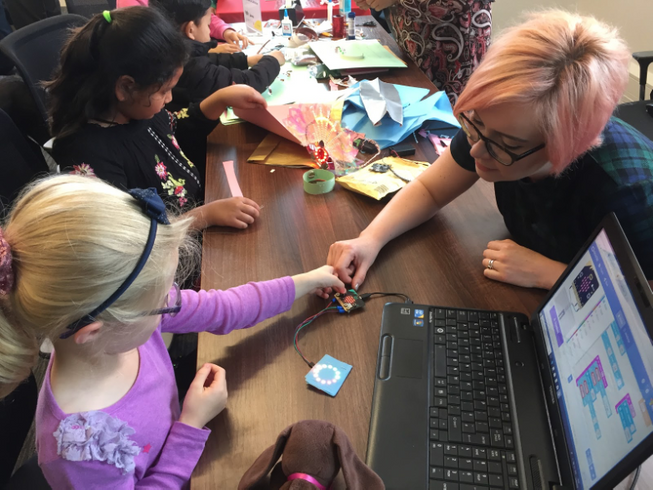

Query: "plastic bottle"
left=327, top=0, right=333, bottom=24
left=332, top=4, right=344, bottom=39
left=347, top=11, right=355, bottom=40
left=342, top=0, right=351, bottom=15
left=281, top=9, right=293, bottom=37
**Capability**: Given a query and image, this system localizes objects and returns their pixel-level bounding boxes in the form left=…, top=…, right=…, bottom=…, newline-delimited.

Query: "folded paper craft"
left=237, top=103, right=363, bottom=174
left=341, top=79, right=460, bottom=149
left=248, top=133, right=317, bottom=167
left=359, top=78, right=402, bottom=126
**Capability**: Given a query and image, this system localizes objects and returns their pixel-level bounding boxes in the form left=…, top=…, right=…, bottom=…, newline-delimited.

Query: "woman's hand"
left=179, top=363, right=228, bottom=429
left=223, top=29, right=250, bottom=49
left=209, top=43, right=241, bottom=54
left=482, top=239, right=567, bottom=289
left=327, top=236, right=382, bottom=291
left=293, top=265, right=347, bottom=300
left=201, top=197, right=261, bottom=229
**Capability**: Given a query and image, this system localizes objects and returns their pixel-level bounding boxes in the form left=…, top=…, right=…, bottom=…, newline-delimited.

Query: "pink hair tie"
left=287, top=473, right=331, bottom=490
left=0, top=229, right=13, bottom=296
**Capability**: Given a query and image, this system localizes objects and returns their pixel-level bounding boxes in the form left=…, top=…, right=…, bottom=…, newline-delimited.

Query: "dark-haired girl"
left=152, top=0, right=285, bottom=111
left=49, top=7, right=264, bottom=230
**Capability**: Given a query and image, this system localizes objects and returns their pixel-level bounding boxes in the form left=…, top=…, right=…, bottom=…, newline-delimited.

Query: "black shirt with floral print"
left=53, top=104, right=217, bottom=209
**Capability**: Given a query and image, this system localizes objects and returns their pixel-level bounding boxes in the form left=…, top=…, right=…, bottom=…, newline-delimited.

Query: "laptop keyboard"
left=429, top=308, right=519, bottom=490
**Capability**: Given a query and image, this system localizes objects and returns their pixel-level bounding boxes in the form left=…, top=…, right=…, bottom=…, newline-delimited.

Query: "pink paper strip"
left=222, top=160, right=243, bottom=197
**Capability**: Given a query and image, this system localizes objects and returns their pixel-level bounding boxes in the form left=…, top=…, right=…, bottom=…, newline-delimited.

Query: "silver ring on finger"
left=487, top=259, right=495, bottom=270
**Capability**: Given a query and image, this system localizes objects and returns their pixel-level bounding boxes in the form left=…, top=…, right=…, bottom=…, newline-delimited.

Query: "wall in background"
left=491, top=0, right=652, bottom=102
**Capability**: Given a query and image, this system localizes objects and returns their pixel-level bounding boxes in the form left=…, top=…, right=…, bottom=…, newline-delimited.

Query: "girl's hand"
left=209, top=43, right=241, bottom=54
left=223, top=29, right=250, bottom=49
left=221, top=85, right=267, bottom=110
left=293, top=265, right=347, bottom=300
left=327, top=235, right=382, bottom=290
left=267, top=50, right=286, bottom=66
left=179, top=363, right=228, bottom=429
left=482, top=239, right=567, bottom=289
left=200, top=85, right=267, bottom=119
left=204, top=197, right=261, bottom=229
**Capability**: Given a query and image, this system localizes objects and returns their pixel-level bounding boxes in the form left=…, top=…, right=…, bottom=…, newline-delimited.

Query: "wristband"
left=303, top=169, right=335, bottom=195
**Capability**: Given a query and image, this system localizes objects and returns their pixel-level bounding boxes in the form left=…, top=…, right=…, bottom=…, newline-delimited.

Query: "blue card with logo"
left=305, top=354, right=352, bottom=397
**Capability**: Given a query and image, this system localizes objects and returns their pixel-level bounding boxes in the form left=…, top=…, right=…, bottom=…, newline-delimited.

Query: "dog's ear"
left=333, top=426, right=385, bottom=490
left=238, top=424, right=294, bottom=490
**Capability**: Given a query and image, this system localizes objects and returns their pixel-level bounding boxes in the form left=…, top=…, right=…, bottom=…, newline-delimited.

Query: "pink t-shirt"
left=116, top=0, right=234, bottom=40
left=36, top=278, right=295, bottom=489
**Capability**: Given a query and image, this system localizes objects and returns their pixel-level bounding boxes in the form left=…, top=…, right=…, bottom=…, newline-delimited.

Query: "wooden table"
left=192, top=18, right=650, bottom=490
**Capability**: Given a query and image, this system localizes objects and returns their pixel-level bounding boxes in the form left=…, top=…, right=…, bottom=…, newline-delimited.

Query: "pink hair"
left=454, top=10, right=630, bottom=174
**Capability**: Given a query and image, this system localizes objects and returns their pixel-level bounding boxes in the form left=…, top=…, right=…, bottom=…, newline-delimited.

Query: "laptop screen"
left=537, top=229, right=653, bottom=489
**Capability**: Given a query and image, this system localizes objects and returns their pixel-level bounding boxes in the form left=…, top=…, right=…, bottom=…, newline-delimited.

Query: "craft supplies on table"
left=336, top=156, right=430, bottom=199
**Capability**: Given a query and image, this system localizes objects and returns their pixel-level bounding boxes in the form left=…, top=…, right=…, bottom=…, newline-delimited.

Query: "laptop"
left=367, top=213, right=653, bottom=490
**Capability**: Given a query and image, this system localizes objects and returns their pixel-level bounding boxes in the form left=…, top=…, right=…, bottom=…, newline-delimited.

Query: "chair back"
left=0, top=14, right=88, bottom=126
left=0, top=374, right=38, bottom=488
left=0, top=109, right=50, bottom=213
left=66, top=0, right=115, bottom=19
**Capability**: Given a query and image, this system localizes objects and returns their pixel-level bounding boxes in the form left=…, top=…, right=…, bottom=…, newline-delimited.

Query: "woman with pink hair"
left=328, top=10, right=653, bottom=290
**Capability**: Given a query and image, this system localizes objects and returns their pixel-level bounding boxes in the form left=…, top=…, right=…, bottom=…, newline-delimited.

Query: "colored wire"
left=629, top=465, right=641, bottom=490
left=360, top=292, right=413, bottom=304
left=293, top=304, right=339, bottom=368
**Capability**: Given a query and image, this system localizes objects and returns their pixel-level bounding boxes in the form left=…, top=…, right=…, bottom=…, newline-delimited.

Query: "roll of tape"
left=303, top=169, right=335, bottom=194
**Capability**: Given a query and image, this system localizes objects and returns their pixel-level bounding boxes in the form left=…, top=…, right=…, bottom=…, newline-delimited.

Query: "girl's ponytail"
left=0, top=312, right=38, bottom=398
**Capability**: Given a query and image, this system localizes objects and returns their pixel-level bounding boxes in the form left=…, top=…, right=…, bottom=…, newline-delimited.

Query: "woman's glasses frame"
left=457, top=113, right=546, bottom=166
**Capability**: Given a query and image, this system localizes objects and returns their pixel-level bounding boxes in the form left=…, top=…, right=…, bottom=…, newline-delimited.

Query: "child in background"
left=116, top=0, right=250, bottom=51
left=0, top=175, right=346, bottom=488
left=49, top=7, right=261, bottom=229
left=152, top=0, right=285, bottom=110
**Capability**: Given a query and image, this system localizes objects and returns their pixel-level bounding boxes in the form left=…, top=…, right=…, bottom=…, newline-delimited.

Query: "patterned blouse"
left=387, top=0, right=493, bottom=105
left=52, top=104, right=218, bottom=209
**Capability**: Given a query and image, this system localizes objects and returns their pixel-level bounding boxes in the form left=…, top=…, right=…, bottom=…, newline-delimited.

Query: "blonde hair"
left=454, top=10, right=630, bottom=174
left=0, top=175, right=195, bottom=398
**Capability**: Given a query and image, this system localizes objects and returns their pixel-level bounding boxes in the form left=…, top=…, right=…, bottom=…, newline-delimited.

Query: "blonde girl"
left=0, top=175, right=344, bottom=488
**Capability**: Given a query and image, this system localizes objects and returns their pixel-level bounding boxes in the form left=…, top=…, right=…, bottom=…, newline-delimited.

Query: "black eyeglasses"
left=458, top=113, right=546, bottom=166
left=146, top=282, right=182, bottom=317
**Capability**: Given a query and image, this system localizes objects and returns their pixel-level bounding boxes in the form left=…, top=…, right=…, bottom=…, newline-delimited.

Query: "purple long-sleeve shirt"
left=35, top=278, right=295, bottom=489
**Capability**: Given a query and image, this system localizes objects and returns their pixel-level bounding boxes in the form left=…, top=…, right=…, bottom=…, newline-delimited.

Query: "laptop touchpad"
left=392, top=338, right=424, bottom=379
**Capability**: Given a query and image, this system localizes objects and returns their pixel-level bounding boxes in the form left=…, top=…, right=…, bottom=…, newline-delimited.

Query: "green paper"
left=263, top=64, right=325, bottom=106
left=309, top=40, right=407, bottom=71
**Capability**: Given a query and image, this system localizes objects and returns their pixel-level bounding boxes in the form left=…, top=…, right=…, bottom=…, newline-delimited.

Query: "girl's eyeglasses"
left=457, top=113, right=546, bottom=166
left=145, top=282, right=181, bottom=317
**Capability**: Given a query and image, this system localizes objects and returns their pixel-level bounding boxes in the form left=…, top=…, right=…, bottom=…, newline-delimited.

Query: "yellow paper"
left=247, top=133, right=318, bottom=167
left=336, top=157, right=429, bottom=200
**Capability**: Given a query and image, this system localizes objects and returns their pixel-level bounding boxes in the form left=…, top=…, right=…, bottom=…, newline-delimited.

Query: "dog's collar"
left=287, top=473, right=331, bottom=490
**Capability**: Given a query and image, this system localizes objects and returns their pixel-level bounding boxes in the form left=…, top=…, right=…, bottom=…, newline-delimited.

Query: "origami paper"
left=341, top=80, right=460, bottom=149
left=359, top=78, right=402, bottom=126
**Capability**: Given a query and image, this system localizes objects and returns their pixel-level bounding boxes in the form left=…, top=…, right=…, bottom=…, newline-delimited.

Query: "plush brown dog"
left=238, top=420, right=385, bottom=490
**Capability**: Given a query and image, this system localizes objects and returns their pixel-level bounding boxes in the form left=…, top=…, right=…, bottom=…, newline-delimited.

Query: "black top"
left=53, top=104, right=218, bottom=209
left=168, top=39, right=281, bottom=111
left=450, top=117, right=653, bottom=278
